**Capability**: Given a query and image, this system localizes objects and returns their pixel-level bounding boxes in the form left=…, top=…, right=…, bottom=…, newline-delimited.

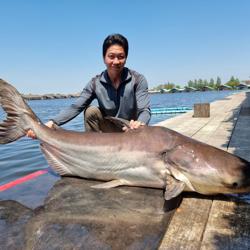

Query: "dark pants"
left=84, top=106, right=123, bottom=132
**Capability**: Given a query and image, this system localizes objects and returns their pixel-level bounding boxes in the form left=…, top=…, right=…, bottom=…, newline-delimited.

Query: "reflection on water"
left=0, top=90, right=242, bottom=186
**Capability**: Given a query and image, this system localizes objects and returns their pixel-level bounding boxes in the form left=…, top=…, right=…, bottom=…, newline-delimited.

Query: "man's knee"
left=84, top=106, right=123, bottom=132
left=84, top=106, right=103, bottom=132
left=84, top=106, right=102, bottom=120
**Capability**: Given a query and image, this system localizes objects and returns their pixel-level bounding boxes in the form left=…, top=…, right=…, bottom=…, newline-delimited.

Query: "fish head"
left=165, top=142, right=250, bottom=195
left=210, top=152, right=250, bottom=194
left=188, top=148, right=250, bottom=195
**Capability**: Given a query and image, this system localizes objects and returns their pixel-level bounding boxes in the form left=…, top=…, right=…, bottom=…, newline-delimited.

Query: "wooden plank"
left=201, top=199, right=250, bottom=250
left=159, top=195, right=212, bottom=250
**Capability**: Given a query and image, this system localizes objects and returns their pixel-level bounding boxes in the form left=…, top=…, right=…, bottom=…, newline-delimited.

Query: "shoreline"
left=22, top=93, right=80, bottom=100
left=23, top=89, right=240, bottom=101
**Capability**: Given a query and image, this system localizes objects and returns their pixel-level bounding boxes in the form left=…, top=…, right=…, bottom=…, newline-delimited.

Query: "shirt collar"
left=100, top=67, right=132, bottom=84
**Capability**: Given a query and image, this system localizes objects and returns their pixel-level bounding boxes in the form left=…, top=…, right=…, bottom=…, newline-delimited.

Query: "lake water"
left=0, top=90, right=241, bottom=186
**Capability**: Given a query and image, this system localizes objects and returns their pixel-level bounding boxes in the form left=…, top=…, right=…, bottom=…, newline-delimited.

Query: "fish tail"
left=0, top=79, right=40, bottom=144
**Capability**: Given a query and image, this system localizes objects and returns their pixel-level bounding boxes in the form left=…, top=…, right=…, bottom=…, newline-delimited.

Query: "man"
left=27, top=34, right=151, bottom=137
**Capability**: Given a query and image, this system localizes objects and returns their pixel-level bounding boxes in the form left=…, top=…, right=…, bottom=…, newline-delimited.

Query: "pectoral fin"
left=91, top=179, right=128, bottom=189
left=164, top=175, right=185, bottom=200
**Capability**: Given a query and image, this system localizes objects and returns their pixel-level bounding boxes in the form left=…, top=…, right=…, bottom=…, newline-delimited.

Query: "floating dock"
left=151, top=106, right=192, bottom=114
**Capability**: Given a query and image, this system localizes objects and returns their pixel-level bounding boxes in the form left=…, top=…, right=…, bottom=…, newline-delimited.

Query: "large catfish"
left=1, top=79, right=250, bottom=200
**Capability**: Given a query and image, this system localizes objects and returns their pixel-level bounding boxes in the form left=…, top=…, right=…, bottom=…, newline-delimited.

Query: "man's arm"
left=26, top=79, right=96, bottom=138
left=52, top=80, right=96, bottom=126
left=135, top=74, right=151, bottom=125
left=122, top=73, right=151, bottom=132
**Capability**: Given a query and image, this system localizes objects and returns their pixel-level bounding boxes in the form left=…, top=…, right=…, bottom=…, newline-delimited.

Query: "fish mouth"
left=222, top=181, right=250, bottom=193
left=224, top=182, right=239, bottom=189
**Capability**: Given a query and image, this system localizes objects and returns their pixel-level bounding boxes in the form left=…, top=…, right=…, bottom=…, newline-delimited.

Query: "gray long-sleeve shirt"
left=52, top=67, right=151, bottom=126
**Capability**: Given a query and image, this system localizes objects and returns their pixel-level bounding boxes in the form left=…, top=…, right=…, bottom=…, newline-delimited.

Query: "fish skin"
left=1, top=78, right=250, bottom=200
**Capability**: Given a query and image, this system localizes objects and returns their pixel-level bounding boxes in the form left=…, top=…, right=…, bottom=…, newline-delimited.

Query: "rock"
left=22, top=93, right=80, bottom=100
left=0, top=177, right=180, bottom=249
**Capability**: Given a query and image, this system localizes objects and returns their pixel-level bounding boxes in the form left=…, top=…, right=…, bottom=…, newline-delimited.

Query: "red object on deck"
left=0, top=169, right=48, bottom=192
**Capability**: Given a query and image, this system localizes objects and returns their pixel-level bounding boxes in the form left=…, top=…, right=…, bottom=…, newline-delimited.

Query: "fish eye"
left=232, top=182, right=238, bottom=188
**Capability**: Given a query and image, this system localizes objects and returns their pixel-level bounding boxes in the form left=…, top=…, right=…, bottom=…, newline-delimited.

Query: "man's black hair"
left=102, top=34, right=129, bottom=58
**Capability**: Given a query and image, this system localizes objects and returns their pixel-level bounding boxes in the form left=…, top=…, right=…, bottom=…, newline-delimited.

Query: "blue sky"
left=1, top=0, right=250, bottom=94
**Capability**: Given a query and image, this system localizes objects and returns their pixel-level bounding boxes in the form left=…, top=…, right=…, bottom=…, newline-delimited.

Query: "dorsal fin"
left=51, top=123, right=62, bottom=130
left=105, top=116, right=130, bottom=130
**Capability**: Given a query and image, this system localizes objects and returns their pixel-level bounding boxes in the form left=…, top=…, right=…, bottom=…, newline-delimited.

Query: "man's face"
left=104, top=44, right=126, bottom=74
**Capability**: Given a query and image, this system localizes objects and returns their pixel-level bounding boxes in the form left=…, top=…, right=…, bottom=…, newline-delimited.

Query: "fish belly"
left=42, top=143, right=167, bottom=188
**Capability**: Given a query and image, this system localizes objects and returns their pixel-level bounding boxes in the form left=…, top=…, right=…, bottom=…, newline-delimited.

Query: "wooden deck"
left=158, top=91, right=250, bottom=249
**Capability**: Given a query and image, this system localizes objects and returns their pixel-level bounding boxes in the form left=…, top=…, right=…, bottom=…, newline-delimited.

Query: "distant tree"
left=216, top=77, right=221, bottom=85
left=227, top=76, right=240, bottom=89
left=209, top=78, right=215, bottom=87
left=215, top=77, right=222, bottom=89
left=154, top=84, right=162, bottom=90
left=230, top=76, right=235, bottom=82
left=164, top=82, right=175, bottom=89
left=188, top=80, right=194, bottom=87
left=194, top=79, right=198, bottom=88
left=154, top=82, right=175, bottom=91
left=197, top=79, right=204, bottom=90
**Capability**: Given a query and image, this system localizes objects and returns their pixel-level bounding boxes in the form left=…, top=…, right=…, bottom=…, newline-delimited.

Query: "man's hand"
left=122, top=120, right=145, bottom=132
left=45, top=120, right=55, bottom=129
left=26, top=120, right=55, bottom=139
left=26, top=129, right=37, bottom=139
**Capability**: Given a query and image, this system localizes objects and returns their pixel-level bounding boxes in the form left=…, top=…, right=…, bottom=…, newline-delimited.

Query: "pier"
left=158, top=91, right=250, bottom=249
